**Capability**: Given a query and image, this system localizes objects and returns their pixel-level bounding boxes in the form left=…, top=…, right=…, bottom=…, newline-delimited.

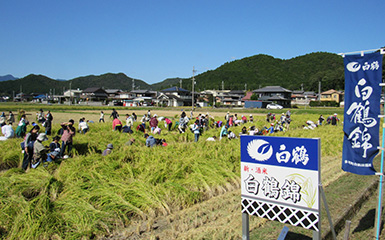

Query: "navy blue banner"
left=241, top=136, right=319, bottom=171
left=342, top=52, right=383, bottom=175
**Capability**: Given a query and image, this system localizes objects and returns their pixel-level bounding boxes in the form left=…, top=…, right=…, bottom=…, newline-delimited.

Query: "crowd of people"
left=0, top=108, right=341, bottom=170
left=303, top=113, right=340, bottom=130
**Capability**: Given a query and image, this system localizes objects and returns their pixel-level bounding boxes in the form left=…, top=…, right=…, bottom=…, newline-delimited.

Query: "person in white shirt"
left=99, top=111, right=105, bottom=123
left=125, top=114, right=134, bottom=130
left=0, top=122, right=15, bottom=141
left=78, top=118, right=89, bottom=134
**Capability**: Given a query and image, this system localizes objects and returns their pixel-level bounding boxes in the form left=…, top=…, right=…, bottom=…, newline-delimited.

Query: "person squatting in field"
left=149, top=114, right=158, bottom=133
left=78, top=118, right=89, bottom=134
left=102, top=144, right=113, bottom=156
left=112, top=117, right=123, bottom=132
left=144, top=133, right=167, bottom=147
left=31, top=133, right=49, bottom=168
left=0, top=122, right=14, bottom=141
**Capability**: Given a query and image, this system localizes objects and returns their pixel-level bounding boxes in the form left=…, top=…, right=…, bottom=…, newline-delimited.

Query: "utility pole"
left=132, top=79, right=135, bottom=91
left=245, top=83, right=247, bottom=91
left=180, top=79, right=182, bottom=88
left=69, top=82, right=72, bottom=106
left=318, top=81, right=321, bottom=101
left=192, top=67, right=196, bottom=112
left=222, top=81, right=224, bottom=91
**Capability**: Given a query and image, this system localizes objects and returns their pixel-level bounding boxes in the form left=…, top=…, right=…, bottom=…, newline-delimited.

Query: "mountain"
left=152, top=51, right=384, bottom=92
left=0, top=73, right=150, bottom=95
left=152, top=52, right=346, bottom=92
left=1, top=51, right=383, bottom=95
left=151, top=77, right=184, bottom=90
left=69, top=73, right=150, bottom=91
left=0, top=74, right=18, bottom=82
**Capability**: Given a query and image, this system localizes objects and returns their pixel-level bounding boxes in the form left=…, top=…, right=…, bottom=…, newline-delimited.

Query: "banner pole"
left=375, top=93, right=385, bottom=239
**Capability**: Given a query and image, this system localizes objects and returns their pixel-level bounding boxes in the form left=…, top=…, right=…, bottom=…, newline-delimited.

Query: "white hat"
left=37, top=133, right=48, bottom=141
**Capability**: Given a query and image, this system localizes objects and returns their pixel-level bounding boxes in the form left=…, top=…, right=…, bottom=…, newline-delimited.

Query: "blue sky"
left=1, top=0, right=384, bottom=84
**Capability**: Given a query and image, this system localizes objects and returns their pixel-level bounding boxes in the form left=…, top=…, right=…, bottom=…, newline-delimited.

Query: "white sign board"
left=241, top=136, right=320, bottom=231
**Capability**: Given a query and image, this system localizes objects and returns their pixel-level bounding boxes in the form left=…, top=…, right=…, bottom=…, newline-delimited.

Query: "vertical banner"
left=241, top=136, right=320, bottom=231
left=342, top=52, right=383, bottom=175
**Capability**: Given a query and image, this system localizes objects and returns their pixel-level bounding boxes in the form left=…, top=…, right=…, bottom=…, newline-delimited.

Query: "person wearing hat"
left=60, top=120, right=76, bottom=158
left=249, top=114, right=254, bottom=123
left=102, top=144, right=113, bottom=156
left=225, top=111, right=230, bottom=122
left=267, top=123, right=275, bottom=134
left=31, top=133, right=48, bottom=168
left=144, top=133, right=156, bottom=147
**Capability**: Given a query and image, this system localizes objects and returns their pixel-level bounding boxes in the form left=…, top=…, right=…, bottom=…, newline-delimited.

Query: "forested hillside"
left=175, top=52, right=346, bottom=92
left=1, top=51, right=384, bottom=95
left=0, top=73, right=150, bottom=95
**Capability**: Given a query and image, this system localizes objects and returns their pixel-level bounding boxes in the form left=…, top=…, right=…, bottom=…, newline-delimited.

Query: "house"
left=129, top=89, right=158, bottom=106
left=252, top=86, right=292, bottom=108
left=105, top=89, right=123, bottom=99
left=130, top=89, right=158, bottom=99
left=159, top=87, right=194, bottom=106
left=64, top=89, right=82, bottom=98
left=81, top=87, right=108, bottom=101
left=32, top=94, right=47, bottom=103
left=217, top=90, right=245, bottom=106
left=291, top=91, right=318, bottom=106
left=241, top=91, right=253, bottom=102
left=157, top=93, right=184, bottom=107
left=320, top=89, right=344, bottom=103
left=63, top=89, right=82, bottom=103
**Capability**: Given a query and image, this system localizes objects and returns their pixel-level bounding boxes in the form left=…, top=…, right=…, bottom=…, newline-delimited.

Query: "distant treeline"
left=1, top=52, right=384, bottom=95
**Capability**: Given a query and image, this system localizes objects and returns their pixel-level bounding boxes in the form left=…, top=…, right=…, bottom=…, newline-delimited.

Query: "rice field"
left=0, top=106, right=348, bottom=239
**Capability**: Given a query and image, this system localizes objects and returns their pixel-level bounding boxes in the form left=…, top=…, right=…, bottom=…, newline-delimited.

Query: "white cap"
left=37, top=133, right=48, bottom=141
